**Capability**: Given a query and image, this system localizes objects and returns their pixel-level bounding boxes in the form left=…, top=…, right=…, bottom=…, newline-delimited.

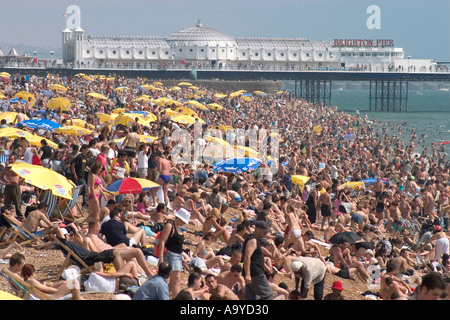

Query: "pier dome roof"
left=167, top=20, right=237, bottom=48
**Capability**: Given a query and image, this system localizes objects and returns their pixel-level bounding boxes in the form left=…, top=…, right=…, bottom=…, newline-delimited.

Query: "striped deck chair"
left=0, top=267, right=73, bottom=300
left=1, top=214, right=46, bottom=247
left=50, top=234, right=95, bottom=280
left=38, top=189, right=62, bottom=221
left=59, top=184, right=84, bottom=222
left=0, top=152, right=8, bottom=167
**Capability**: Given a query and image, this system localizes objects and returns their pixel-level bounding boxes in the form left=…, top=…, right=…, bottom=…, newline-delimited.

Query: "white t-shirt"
left=23, top=147, right=34, bottom=164
left=137, top=151, right=148, bottom=169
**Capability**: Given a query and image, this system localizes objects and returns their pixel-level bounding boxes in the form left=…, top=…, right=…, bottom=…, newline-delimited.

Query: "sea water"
left=331, top=88, right=450, bottom=151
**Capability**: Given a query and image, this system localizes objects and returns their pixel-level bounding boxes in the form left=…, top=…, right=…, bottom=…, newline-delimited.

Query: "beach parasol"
left=177, top=82, right=192, bottom=86
left=16, top=119, right=61, bottom=131
left=106, top=177, right=159, bottom=196
left=175, top=106, right=198, bottom=117
left=153, top=81, right=163, bottom=86
left=0, top=127, right=34, bottom=140
left=291, top=175, right=310, bottom=191
left=10, top=163, right=75, bottom=199
left=70, top=119, right=95, bottom=130
left=49, top=84, right=68, bottom=92
left=97, top=113, right=118, bottom=124
left=115, top=134, right=157, bottom=145
left=40, top=90, right=54, bottom=97
left=54, top=125, right=93, bottom=136
left=169, top=86, right=181, bottom=91
left=337, top=181, right=364, bottom=190
left=114, top=113, right=152, bottom=127
left=234, top=145, right=259, bottom=158
left=329, top=231, right=361, bottom=244
left=48, top=97, right=72, bottom=112
left=184, top=100, right=208, bottom=110
left=28, top=135, right=58, bottom=149
left=213, top=157, right=261, bottom=174
left=114, top=86, right=128, bottom=92
left=87, top=92, right=108, bottom=100
left=0, top=112, right=29, bottom=124
left=170, top=114, right=205, bottom=125
left=0, top=290, right=22, bottom=300
left=206, top=103, right=223, bottom=111
left=354, top=241, right=375, bottom=251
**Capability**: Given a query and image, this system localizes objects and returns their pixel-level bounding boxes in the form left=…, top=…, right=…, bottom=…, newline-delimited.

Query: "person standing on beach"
left=156, top=150, right=172, bottom=206
left=241, top=221, right=274, bottom=300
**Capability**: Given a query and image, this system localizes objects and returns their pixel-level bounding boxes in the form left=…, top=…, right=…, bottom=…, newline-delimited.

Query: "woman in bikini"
left=87, top=161, right=114, bottom=221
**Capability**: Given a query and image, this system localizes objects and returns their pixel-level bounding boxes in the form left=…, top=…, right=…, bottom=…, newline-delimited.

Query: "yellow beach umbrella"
left=169, top=86, right=181, bottom=91
left=48, top=97, right=72, bottom=112
left=114, top=86, right=128, bottom=92
left=87, top=92, right=108, bottom=100
left=49, top=84, right=67, bottom=92
left=164, top=109, right=181, bottom=117
left=0, top=72, right=11, bottom=78
left=0, top=290, right=22, bottom=300
left=10, top=163, right=75, bottom=199
left=0, top=112, right=28, bottom=124
left=178, top=82, right=192, bottom=86
left=115, top=134, right=157, bottom=145
left=28, top=135, right=58, bottom=149
left=291, top=175, right=310, bottom=192
left=214, top=93, right=227, bottom=99
left=185, top=100, right=208, bottom=110
left=14, top=91, right=36, bottom=103
left=82, top=75, right=95, bottom=82
left=202, top=143, right=236, bottom=160
left=74, top=73, right=86, bottom=77
left=97, top=113, right=118, bottom=124
left=153, top=81, right=163, bottom=86
left=204, top=135, right=230, bottom=146
left=206, top=103, right=223, bottom=111
left=112, top=108, right=126, bottom=114
left=188, top=85, right=200, bottom=90
left=114, top=114, right=150, bottom=127
left=175, top=106, right=198, bottom=117
left=0, top=127, right=34, bottom=139
left=171, top=114, right=203, bottom=125
left=144, top=113, right=157, bottom=123
left=338, top=181, right=364, bottom=191
left=235, top=145, right=259, bottom=158
left=241, top=96, right=253, bottom=102
left=71, top=119, right=95, bottom=130
left=54, top=125, right=93, bottom=136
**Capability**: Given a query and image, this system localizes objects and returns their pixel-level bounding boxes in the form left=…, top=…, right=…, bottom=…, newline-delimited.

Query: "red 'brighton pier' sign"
left=333, top=39, right=394, bottom=47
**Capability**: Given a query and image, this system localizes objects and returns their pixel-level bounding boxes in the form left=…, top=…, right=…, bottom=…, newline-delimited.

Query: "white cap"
left=364, top=249, right=374, bottom=256
left=291, top=260, right=304, bottom=272
left=175, top=208, right=191, bottom=224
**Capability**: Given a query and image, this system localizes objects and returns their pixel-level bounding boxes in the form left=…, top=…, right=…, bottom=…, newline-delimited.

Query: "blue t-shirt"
left=100, top=219, right=129, bottom=247
left=132, top=275, right=169, bottom=300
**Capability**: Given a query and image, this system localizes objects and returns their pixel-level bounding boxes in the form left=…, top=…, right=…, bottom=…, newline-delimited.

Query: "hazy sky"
left=0, top=0, right=449, bottom=61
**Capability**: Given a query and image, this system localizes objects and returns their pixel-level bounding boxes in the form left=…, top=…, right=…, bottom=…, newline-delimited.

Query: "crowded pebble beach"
left=0, top=72, right=448, bottom=301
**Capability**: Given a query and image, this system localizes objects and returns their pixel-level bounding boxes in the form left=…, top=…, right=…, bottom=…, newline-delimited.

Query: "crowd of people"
left=0, top=71, right=449, bottom=301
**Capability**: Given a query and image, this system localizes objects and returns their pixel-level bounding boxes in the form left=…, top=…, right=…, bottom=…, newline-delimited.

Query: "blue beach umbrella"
left=17, top=119, right=61, bottom=131
left=213, top=157, right=261, bottom=174
left=41, top=90, right=54, bottom=97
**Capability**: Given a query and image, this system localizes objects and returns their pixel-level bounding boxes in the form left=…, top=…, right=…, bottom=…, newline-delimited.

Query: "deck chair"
left=0, top=267, right=54, bottom=300
left=38, top=189, right=63, bottom=221
left=58, top=184, right=85, bottom=222
left=50, top=234, right=95, bottom=280
left=0, top=214, right=46, bottom=247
